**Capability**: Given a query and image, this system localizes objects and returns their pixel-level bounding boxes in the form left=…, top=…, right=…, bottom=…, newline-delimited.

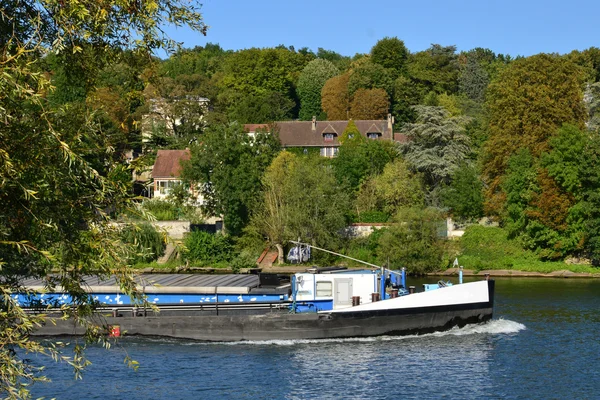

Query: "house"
left=151, top=149, right=192, bottom=200
left=245, top=114, right=396, bottom=157
left=142, top=96, right=210, bottom=143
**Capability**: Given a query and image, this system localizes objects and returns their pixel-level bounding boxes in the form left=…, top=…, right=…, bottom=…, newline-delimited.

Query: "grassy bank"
left=458, top=225, right=598, bottom=274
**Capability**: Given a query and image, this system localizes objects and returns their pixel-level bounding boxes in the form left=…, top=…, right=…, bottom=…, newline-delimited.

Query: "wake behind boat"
left=25, top=244, right=494, bottom=341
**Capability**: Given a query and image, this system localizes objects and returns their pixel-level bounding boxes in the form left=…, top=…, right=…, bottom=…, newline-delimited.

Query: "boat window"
left=316, top=281, right=332, bottom=297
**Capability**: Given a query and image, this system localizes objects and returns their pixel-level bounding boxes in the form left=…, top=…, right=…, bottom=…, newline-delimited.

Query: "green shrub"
left=120, top=222, right=166, bottom=263
left=142, top=199, right=179, bottom=221
left=230, top=251, right=257, bottom=273
left=184, top=230, right=233, bottom=265
left=377, top=207, right=445, bottom=274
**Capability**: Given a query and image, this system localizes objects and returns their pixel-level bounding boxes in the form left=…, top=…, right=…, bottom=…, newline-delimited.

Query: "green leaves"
left=183, top=123, right=280, bottom=236
left=297, top=59, right=339, bottom=120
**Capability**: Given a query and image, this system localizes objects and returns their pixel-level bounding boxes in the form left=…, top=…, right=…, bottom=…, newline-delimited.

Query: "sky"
left=163, top=0, right=600, bottom=58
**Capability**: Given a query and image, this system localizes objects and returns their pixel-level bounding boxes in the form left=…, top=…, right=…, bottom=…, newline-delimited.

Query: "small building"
left=245, top=114, right=396, bottom=157
left=151, top=149, right=191, bottom=200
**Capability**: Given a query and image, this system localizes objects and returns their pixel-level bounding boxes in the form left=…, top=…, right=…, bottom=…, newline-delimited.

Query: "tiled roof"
left=152, top=149, right=190, bottom=179
left=394, top=133, right=409, bottom=143
left=245, top=119, right=394, bottom=147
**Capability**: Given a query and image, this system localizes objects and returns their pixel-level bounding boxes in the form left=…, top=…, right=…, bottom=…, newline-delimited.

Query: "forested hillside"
left=37, top=36, right=600, bottom=268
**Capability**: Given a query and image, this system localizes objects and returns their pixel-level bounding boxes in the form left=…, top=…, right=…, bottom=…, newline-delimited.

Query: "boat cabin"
left=292, top=269, right=388, bottom=312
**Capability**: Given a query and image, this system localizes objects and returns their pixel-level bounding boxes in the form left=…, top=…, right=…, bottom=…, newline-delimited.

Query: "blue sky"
left=165, top=0, right=599, bottom=57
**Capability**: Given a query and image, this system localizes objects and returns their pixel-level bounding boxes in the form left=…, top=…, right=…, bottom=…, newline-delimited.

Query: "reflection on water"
left=30, top=278, right=600, bottom=400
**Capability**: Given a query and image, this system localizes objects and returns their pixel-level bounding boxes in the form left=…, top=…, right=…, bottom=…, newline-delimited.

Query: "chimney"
left=312, top=116, right=317, bottom=131
left=387, top=114, right=394, bottom=138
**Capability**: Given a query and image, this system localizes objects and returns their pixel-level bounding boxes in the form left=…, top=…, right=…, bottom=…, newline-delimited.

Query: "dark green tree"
left=333, top=122, right=395, bottom=192
left=182, top=123, right=280, bottom=236
left=347, top=60, right=394, bottom=98
left=407, top=44, right=459, bottom=94
left=399, top=106, right=472, bottom=205
left=370, top=37, right=409, bottom=77
left=441, top=163, right=484, bottom=221
left=377, top=207, right=445, bottom=274
left=227, top=91, right=295, bottom=124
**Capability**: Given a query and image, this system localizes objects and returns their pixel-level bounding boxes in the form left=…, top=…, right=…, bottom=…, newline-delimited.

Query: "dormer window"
left=323, top=133, right=336, bottom=142
left=367, top=132, right=381, bottom=139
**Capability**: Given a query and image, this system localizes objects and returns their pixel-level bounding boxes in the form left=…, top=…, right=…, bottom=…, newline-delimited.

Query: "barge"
left=24, top=246, right=494, bottom=341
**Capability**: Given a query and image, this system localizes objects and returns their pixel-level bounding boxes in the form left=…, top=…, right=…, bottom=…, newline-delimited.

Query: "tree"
left=347, top=60, right=394, bottom=98
left=370, top=37, right=409, bottom=77
left=355, top=159, right=425, bottom=217
left=297, top=59, right=339, bottom=120
left=219, top=47, right=310, bottom=97
left=377, top=207, right=445, bottom=274
left=333, top=122, right=395, bottom=192
left=391, top=75, right=426, bottom=123
left=399, top=106, right=472, bottom=205
left=407, top=44, right=459, bottom=94
left=1, top=0, right=206, bottom=396
left=458, top=56, right=490, bottom=103
left=182, top=123, right=280, bottom=236
left=249, top=153, right=351, bottom=262
left=249, top=152, right=297, bottom=263
left=282, top=156, right=351, bottom=250
left=482, top=54, right=587, bottom=215
left=227, top=91, right=295, bottom=124
left=350, top=88, right=390, bottom=120
left=321, top=72, right=351, bottom=120
left=441, top=163, right=484, bottom=221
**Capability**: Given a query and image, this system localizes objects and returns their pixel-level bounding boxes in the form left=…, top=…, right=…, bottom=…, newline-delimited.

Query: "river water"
left=29, top=278, right=600, bottom=399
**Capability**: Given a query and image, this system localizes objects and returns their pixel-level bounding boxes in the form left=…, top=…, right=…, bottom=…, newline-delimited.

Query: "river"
left=28, top=277, right=600, bottom=399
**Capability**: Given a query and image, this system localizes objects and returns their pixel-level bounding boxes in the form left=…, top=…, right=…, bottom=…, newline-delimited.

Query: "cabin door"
left=334, top=278, right=353, bottom=308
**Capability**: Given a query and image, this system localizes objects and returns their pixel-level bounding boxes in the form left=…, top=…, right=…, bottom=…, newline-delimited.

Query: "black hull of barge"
left=33, top=302, right=494, bottom=341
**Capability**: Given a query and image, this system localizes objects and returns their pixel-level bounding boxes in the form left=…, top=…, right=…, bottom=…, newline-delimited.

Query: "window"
left=157, top=180, right=179, bottom=195
left=316, top=281, right=332, bottom=297
left=367, top=132, right=381, bottom=139
left=320, top=147, right=339, bottom=157
left=324, top=133, right=335, bottom=142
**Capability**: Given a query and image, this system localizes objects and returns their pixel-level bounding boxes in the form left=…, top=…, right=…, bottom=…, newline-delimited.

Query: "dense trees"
left=249, top=152, right=351, bottom=262
left=483, top=54, right=587, bottom=214
left=182, top=123, right=280, bottom=236
left=1, top=0, right=206, bottom=395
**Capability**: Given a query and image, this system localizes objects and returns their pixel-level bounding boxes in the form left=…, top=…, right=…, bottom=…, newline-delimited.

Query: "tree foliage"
left=441, top=163, right=484, bottom=221
left=407, top=45, right=459, bottom=94
left=350, top=88, right=390, bottom=120
left=377, top=207, right=445, bottom=274
left=1, top=0, right=207, bottom=396
left=399, top=106, right=471, bottom=204
left=182, top=123, right=280, bottom=236
left=370, top=37, right=409, bottom=77
left=249, top=153, right=351, bottom=260
left=333, top=124, right=395, bottom=192
left=297, top=59, right=339, bottom=120
left=321, top=72, right=351, bottom=120
left=483, top=54, right=587, bottom=215
left=355, top=159, right=425, bottom=217
left=347, top=60, right=394, bottom=98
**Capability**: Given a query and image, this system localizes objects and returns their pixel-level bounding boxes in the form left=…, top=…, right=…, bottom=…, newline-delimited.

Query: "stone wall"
left=151, top=221, right=190, bottom=239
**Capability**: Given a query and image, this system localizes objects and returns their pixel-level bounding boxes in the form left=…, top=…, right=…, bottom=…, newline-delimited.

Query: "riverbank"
left=132, top=264, right=600, bottom=278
